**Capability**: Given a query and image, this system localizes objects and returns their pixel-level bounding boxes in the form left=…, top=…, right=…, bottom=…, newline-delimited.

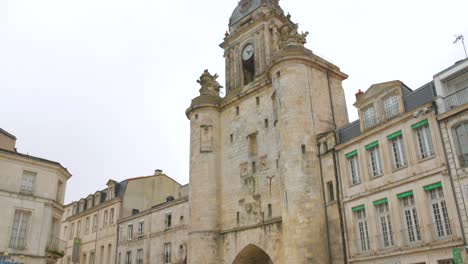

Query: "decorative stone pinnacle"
left=197, top=70, right=223, bottom=97
left=279, top=14, right=309, bottom=49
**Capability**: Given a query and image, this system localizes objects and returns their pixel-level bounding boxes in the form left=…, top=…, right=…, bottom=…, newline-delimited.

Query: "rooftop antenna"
left=454, top=34, right=468, bottom=58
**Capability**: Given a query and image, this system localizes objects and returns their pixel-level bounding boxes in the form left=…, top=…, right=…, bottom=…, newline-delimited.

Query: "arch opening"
left=232, top=244, right=274, bottom=264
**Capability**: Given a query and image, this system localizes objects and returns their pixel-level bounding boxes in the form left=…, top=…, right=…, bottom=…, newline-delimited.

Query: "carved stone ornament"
left=197, top=69, right=223, bottom=96
left=278, top=14, right=309, bottom=49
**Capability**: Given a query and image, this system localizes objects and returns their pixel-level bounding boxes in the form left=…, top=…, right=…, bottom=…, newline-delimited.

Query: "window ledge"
left=391, top=165, right=408, bottom=173
left=417, top=155, right=436, bottom=164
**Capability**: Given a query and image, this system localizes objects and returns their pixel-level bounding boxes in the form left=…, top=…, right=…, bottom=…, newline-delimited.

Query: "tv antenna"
left=454, top=35, right=468, bottom=58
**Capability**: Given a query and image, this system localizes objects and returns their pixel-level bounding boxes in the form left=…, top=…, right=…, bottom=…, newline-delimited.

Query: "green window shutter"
left=411, top=119, right=429, bottom=129
left=397, top=191, right=413, bottom=199
left=373, top=198, right=388, bottom=206
left=424, top=182, right=442, bottom=191
left=345, top=150, right=358, bottom=159
left=387, top=130, right=402, bottom=140
left=352, top=205, right=365, bottom=212
left=365, top=141, right=379, bottom=150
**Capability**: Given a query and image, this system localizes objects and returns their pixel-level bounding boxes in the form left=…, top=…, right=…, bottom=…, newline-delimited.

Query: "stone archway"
left=232, top=244, right=274, bottom=264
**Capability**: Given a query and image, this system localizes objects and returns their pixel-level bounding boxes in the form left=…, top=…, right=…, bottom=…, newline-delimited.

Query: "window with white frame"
left=346, top=151, right=361, bottom=185
left=375, top=201, right=393, bottom=248
left=413, top=121, right=434, bottom=159
left=136, top=249, right=143, bottom=264
left=103, top=210, right=108, bottom=227
left=389, top=132, right=407, bottom=169
left=426, top=183, right=452, bottom=238
left=399, top=193, right=421, bottom=243
left=455, top=123, right=468, bottom=166
left=9, top=210, right=31, bottom=249
left=85, top=217, right=90, bottom=234
left=363, top=105, right=377, bottom=128
left=366, top=142, right=383, bottom=177
left=127, top=224, right=133, bottom=240
left=353, top=207, right=370, bottom=252
left=125, top=251, right=131, bottom=264
left=384, top=95, right=399, bottom=118
left=138, top=221, right=144, bottom=236
left=92, top=214, right=98, bottom=232
left=165, top=212, right=172, bottom=229
left=20, top=171, right=36, bottom=195
left=164, top=243, right=171, bottom=264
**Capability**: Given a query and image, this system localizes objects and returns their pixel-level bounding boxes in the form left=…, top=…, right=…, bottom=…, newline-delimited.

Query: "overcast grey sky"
left=1, top=0, right=467, bottom=204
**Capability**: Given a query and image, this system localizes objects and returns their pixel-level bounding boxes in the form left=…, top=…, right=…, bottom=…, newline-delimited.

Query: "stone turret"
left=186, top=70, right=222, bottom=264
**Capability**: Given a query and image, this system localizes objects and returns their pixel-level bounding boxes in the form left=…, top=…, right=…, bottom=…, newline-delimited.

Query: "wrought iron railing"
left=441, top=87, right=468, bottom=113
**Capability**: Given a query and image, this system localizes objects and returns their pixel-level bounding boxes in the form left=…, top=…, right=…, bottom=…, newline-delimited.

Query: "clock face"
left=242, top=44, right=254, bottom=61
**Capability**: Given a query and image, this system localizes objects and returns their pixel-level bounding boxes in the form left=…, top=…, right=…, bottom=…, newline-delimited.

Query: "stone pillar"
left=269, top=46, right=347, bottom=263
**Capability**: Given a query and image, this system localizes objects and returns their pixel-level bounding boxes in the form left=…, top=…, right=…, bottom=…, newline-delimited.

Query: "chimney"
left=355, top=89, right=364, bottom=101
left=155, top=169, right=163, bottom=175
left=0, top=128, right=17, bottom=152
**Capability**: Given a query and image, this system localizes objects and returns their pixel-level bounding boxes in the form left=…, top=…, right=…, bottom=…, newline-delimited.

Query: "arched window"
left=455, top=123, right=468, bottom=166
left=242, top=44, right=255, bottom=85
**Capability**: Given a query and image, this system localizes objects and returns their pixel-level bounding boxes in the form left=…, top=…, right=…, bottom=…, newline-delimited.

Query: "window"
left=82, top=253, right=87, bottom=264
left=9, top=210, right=31, bottom=249
left=251, top=161, right=256, bottom=173
left=375, top=201, right=393, bottom=248
left=399, top=193, right=421, bottom=243
left=110, top=208, right=115, bottom=225
left=268, top=204, right=272, bottom=218
left=256, top=96, right=260, bottom=106
left=118, top=252, right=121, bottom=264
left=85, top=217, right=90, bottom=234
left=389, top=133, right=407, bottom=169
left=92, top=214, right=98, bottom=232
left=136, top=249, right=143, bottom=264
left=125, top=251, right=132, bottom=264
left=20, top=171, right=36, bottom=195
left=264, top=119, right=269, bottom=128
left=138, top=221, right=144, bottom=236
left=426, top=184, right=452, bottom=238
left=77, top=220, right=81, bottom=237
left=95, top=194, right=100, bottom=206
left=242, top=44, right=255, bottom=85
left=414, top=122, right=434, bottom=159
left=363, top=105, right=377, bottom=128
left=70, top=222, right=75, bottom=239
left=248, top=133, right=258, bottom=156
left=164, top=243, right=171, bottom=264
left=327, top=181, right=335, bottom=202
left=346, top=151, right=361, bottom=185
left=367, top=143, right=383, bottom=177
left=353, top=207, right=370, bottom=252
left=384, top=95, right=399, bottom=118
left=438, top=260, right=454, bottom=264
left=165, top=213, right=172, bottom=229
left=57, top=181, right=63, bottom=202
left=127, top=224, right=133, bottom=240
left=103, top=210, right=108, bottom=227
left=455, top=123, right=468, bottom=166
left=90, top=251, right=95, bottom=264
left=64, top=226, right=68, bottom=240
left=230, top=134, right=233, bottom=143
left=236, top=106, right=240, bottom=116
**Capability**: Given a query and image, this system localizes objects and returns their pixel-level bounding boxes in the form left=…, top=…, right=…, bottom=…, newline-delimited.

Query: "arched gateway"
left=232, top=244, right=274, bottom=264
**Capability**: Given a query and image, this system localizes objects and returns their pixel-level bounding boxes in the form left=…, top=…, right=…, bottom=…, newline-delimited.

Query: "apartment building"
left=435, top=57, right=468, bottom=261
left=58, top=171, right=181, bottom=264
left=332, top=81, right=464, bottom=263
left=116, top=185, right=188, bottom=264
left=0, top=128, right=71, bottom=264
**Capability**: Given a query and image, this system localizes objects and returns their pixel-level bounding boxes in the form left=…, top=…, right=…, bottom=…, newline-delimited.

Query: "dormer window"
left=384, top=95, right=399, bottom=119
left=363, top=105, right=377, bottom=128
left=108, top=186, right=114, bottom=200
left=95, top=194, right=100, bottom=206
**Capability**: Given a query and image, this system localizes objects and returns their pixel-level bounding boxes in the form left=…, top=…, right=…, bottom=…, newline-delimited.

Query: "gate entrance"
left=232, top=244, right=274, bottom=264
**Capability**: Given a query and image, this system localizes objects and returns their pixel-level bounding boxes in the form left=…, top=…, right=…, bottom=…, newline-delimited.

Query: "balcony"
left=46, top=237, right=65, bottom=258
left=440, top=87, right=468, bottom=113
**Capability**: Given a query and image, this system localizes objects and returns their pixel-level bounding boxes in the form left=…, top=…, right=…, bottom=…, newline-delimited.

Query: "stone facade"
left=58, top=172, right=181, bottom=264
left=0, top=128, right=71, bottom=264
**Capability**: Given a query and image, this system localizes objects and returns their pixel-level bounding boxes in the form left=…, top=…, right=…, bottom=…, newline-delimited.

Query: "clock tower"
left=187, top=1, right=349, bottom=263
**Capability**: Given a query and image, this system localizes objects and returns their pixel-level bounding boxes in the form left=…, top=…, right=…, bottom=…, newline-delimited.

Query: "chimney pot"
left=355, top=89, right=364, bottom=101
left=155, top=169, right=163, bottom=175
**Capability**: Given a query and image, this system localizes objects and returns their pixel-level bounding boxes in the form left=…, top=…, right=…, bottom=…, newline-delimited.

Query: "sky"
left=1, top=0, right=467, bottom=204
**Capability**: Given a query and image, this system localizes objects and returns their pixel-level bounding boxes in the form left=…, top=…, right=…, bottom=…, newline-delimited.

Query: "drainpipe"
left=332, top=141, right=348, bottom=264
left=317, top=142, right=332, bottom=264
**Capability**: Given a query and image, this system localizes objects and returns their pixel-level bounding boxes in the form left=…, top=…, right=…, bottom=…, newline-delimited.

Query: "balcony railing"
left=46, top=236, right=65, bottom=257
left=351, top=221, right=460, bottom=257
left=441, top=87, right=468, bottom=113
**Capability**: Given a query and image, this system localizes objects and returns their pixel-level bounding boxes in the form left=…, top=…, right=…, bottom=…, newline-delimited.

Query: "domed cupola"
left=229, top=0, right=282, bottom=27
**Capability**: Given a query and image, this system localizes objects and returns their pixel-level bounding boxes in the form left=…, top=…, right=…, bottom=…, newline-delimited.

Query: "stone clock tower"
left=186, top=0, right=349, bottom=263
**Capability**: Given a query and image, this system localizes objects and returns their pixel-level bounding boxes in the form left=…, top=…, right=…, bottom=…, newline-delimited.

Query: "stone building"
left=0, top=128, right=72, bottom=264
left=435, top=57, right=468, bottom=262
left=116, top=185, right=188, bottom=264
left=58, top=171, right=181, bottom=264
left=332, top=81, right=464, bottom=263
left=186, top=0, right=348, bottom=263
